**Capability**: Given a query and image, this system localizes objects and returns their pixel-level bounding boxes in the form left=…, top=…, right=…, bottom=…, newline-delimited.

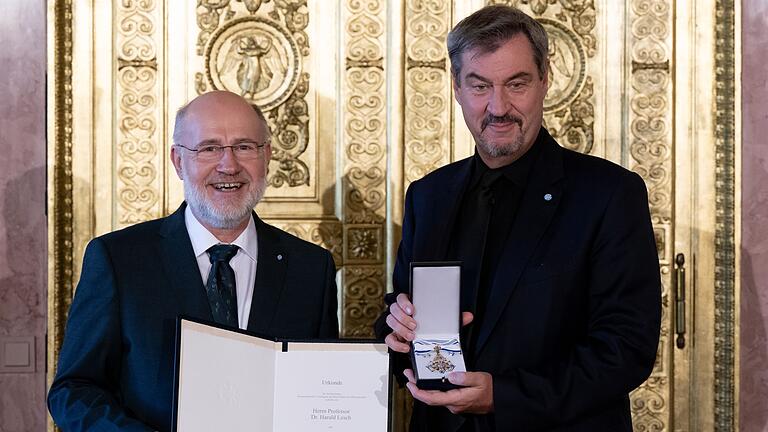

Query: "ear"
left=452, top=76, right=462, bottom=104
left=264, top=143, right=273, bottom=172
left=170, top=146, right=184, bottom=180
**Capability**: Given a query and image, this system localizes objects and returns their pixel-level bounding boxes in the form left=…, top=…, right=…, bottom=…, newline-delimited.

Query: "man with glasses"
left=48, top=91, right=339, bottom=431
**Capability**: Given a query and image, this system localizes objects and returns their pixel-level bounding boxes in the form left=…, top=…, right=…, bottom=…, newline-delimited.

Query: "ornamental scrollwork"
left=404, top=0, right=451, bottom=186
left=196, top=0, right=311, bottom=189
left=343, top=0, right=386, bottom=225
left=544, top=77, right=593, bottom=154
left=342, top=266, right=386, bottom=338
left=490, top=0, right=596, bottom=56
left=628, top=0, right=671, bottom=429
left=489, top=1, right=596, bottom=156
left=630, top=376, right=667, bottom=432
left=270, top=221, right=343, bottom=267
left=116, top=0, right=160, bottom=225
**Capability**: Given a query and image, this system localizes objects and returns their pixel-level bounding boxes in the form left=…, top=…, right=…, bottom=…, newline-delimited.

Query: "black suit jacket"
left=48, top=203, right=339, bottom=431
left=375, top=129, right=661, bottom=431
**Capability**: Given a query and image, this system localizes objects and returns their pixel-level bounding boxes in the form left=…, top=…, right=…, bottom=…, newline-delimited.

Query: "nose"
left=487, top=86, right=510, bottom=116
left=216, top=147, right=242, bottom=174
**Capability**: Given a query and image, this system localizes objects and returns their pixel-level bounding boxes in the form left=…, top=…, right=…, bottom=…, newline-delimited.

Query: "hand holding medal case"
left=409, top=262, right=466, bottom=390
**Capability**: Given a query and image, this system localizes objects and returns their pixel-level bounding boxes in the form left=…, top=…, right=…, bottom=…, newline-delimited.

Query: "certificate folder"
left=172, top=317, right=390, bottom=432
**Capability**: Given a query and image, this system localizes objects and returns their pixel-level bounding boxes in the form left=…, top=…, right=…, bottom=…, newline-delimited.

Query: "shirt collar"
left=184, top=205, right=258, bottom=262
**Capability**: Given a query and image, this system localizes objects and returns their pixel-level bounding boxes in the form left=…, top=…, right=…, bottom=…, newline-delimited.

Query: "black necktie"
left=460, top=170, right=502, bottom=351
left=205, top=244, right=239, bottom=327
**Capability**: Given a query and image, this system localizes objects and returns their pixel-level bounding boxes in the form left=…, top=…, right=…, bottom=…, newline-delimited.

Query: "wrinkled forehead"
left=183, top=103, right=268, bottom=143
left=458, top=35, right=539, bottom=77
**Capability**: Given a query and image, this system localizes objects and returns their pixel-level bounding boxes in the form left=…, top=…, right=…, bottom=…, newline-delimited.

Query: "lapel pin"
left=277, top=254, right=283, bottom=261
left=544, top=193, right=553, bottom=201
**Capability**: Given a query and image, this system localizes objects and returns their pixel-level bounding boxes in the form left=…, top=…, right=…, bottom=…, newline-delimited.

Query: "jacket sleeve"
left=373, top=184, right=417, bottom=381
left=47, top=238, right=154, bottom=432
left=492, top=172, right=661, bottom=430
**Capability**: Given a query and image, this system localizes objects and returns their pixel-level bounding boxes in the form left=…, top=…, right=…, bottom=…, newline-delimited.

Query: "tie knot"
left=480, top=170, right=503, bottom=190
left=207, top=244, right=239, bottom=263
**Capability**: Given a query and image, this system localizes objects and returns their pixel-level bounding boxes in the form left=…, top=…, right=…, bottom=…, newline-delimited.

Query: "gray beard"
left=184, top=177, right=266, bottom=229
left=477, top=133, right=524, bottom=158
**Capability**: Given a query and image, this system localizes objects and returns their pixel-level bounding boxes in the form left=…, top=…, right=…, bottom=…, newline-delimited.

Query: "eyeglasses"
left=175, top=141, right=268, bottom=162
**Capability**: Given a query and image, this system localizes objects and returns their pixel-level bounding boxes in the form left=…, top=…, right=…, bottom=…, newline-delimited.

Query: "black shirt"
left=448, top=131, right=543, bottom=355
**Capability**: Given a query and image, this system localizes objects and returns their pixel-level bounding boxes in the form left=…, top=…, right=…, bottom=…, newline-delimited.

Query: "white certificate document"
left=174, top=318, right=390, bottom=432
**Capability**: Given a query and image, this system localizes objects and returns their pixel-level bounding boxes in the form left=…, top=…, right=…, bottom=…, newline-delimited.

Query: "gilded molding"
left=48, top=2, right=74, bottom=431
left=197, top=1, right=312, bottom=189
left=713, top=0, right=736, bottom=428
left=404, top=0, right=451, bottom=186
left=116, top=0, right=161, bottom=226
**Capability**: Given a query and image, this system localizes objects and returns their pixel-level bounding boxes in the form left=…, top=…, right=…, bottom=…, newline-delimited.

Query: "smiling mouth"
left=211, top=182, right=244, bottom=191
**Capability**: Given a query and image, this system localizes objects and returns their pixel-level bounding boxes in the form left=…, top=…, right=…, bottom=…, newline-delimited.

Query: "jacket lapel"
left=417, top=158, right=474, bottom=260
left=246, top=215, right=288, bottom=332
left=474, top=135, right=565, bottom=354
left=158, top=203, right=213, bottom=321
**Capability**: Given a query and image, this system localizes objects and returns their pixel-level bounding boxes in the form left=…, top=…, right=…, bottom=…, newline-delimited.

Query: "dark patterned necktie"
left=205, top=244, right=239, bottom=327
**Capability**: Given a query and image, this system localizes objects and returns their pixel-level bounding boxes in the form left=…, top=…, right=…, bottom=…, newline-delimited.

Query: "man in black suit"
left=48, top=91, right=338, bottom=431
left=376, top=5, right=661, bottom=431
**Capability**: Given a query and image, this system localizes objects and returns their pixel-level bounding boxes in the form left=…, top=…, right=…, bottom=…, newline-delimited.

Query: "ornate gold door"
left=48, top=0, right=738, bottom=430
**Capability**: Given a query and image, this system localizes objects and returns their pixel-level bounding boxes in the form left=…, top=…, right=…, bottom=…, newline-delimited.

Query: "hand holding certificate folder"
left=173, top=317, right=390, bottom=432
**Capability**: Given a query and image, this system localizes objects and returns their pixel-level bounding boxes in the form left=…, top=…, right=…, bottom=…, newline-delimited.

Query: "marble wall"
left=0, top=1, right=47, bottom=431
left=740, top=0, right=768, bottom=431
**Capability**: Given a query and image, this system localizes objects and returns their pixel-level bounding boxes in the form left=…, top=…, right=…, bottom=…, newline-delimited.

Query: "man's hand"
left=403, top=369, right=494, bottom=414
left=384, top=294, right=417, bottom=353
left=384, top=293, right=474, bottom=353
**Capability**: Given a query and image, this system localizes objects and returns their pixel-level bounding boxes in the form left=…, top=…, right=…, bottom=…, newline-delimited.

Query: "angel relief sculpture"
left=219, top=32, right=288, bottom=100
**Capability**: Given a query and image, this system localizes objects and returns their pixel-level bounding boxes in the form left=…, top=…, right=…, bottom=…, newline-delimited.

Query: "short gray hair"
left=172, top=98, right=270, bottom=146
left=447, top=5, right=549, bottom=84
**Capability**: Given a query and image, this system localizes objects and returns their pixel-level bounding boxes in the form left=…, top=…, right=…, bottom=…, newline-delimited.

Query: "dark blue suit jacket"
left=376, top=129, right=661, bottom=431
left=48, top=203, right=339, bottom=431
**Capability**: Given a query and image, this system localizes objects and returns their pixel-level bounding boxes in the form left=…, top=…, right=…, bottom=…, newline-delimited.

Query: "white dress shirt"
left=184, top=206, right=258, bottom=330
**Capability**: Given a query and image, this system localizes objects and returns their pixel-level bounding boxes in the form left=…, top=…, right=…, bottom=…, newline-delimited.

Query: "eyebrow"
left=463, top=71, right=534, bottom=83
left=194, top=137, right=262, bottom=146
left=195, top=138, right=221, bottom=146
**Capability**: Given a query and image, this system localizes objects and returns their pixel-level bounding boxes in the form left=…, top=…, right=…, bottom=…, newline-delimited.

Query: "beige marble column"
left=0, top=0, right=47, bottom=430
left=740, top=0, right=768, bottom=430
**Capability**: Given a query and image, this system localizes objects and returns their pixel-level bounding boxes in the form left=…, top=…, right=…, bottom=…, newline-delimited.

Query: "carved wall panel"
left=116, top=0, right=164, bottom=227
left=339, top=0, right=388, bottom=337
left=625, top=1, right=673, bottom=429
left=404, top=0, right=452, bottom=187
left=194, top=1, right=316, bottom=199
